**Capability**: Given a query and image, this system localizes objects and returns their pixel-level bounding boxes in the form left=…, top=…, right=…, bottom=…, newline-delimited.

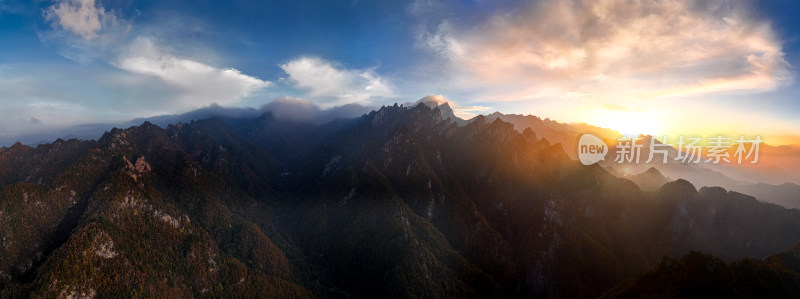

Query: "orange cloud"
left=420, top=0, right=791, bottom=102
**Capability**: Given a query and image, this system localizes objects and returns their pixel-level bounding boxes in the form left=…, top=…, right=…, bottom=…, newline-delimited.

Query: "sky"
left=0, top=0, right=799, bottom=145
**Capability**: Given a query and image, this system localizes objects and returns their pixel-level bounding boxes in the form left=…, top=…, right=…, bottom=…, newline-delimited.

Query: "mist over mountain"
left=2, top=100, right=374, bottom=148
left=591, top=135, right=800, bottom=209
left=460, top=113, right=800, bottom=210
left=483, top=112, right=621, bottom=160
left=1, top=103, right=800, bottom=297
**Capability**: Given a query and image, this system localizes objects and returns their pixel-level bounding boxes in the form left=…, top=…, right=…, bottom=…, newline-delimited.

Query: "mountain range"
left=1, top=102, right=799, bottom=297
left=478, top=111, right=800, bottom=210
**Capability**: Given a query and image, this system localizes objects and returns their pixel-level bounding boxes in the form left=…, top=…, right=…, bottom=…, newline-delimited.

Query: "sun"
left=587, top=109, right=666, bottom=137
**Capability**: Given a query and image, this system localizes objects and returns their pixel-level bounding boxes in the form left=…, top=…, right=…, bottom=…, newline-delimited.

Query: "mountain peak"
left=658, top=179, right=698, bottom=197
left=628, top=167, right=670, bottom=191
left=9, top=141, right=28, bottom=150
left=413, top=96, right=467, bottom=126
left=644, top=167, right=662, bottom=175
left=698, top=186, right=729, bottom=199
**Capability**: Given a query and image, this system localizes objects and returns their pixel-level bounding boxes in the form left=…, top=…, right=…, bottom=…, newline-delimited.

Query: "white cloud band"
left=115, top=38, right=271, bottom=111
left=280, top=57, right=394, bottom=107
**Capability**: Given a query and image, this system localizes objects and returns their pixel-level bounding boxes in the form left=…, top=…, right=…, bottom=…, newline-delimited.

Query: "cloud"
left=260, top=96, right=375, bottom=123
left=417, top=94, right=451, bottom=106
left=280, top=57, right=394, bottom=107
left=261, top=96, right=321, bottom=122
left=44, top=0, right=116, bottom=40
left=114, top=37, right=271, bottom=112
left=40, top=2, right=271, bottom=115
left=454, top=105, right=492, bottom=119
left=414, top=0, right=792, bottom=102
left=15, top=2, right=275, bottom=139
left=41, top=0, right=132, bottom=64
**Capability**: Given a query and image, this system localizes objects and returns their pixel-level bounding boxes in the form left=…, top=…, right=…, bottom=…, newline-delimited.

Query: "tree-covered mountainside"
left=602, top=244, right=800, bottom=298
left=0, top=103, right=799, bottom=297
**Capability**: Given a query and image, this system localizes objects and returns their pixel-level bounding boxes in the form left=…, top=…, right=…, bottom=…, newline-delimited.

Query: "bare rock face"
left=92, top=232, right=117, bottom=259
left=134, top=156, right=151, bottom=173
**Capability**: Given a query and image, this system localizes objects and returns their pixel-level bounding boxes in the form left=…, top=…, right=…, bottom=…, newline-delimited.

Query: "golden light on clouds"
left=411, top=0, right=797, bottom=144
left=421, top=0, right=791, bottom=101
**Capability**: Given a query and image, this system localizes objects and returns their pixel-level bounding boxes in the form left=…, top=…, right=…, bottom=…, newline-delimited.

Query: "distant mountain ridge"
left=3, top=101, right=375, bottom=147
left=472, top=113, right=800, bottom=209
left=1, top=103, right=799, bottom=297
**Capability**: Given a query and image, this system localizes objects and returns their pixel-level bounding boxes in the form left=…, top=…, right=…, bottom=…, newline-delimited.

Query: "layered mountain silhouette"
left=598, top=135, right=800, bottom=209
left=476, top=112, right=800, bottom=210
left=1, top=103, right=799, bottom=297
